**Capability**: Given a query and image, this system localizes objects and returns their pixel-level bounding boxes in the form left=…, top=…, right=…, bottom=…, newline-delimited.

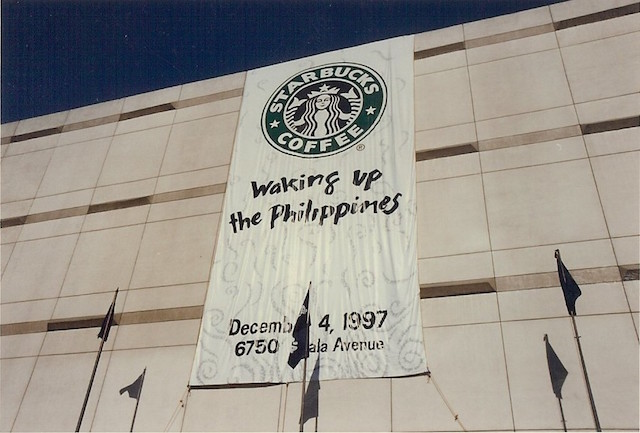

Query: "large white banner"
left=190, top=36, right=426, bottom=385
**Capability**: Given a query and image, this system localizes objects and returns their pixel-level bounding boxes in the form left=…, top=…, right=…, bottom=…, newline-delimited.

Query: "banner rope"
left=163, top=386, right=189, bottom=432
left=426, top=369, right=467, bottom=431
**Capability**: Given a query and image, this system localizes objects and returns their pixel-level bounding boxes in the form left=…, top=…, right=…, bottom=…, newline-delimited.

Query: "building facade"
left=1, top=0, right=639, bottom=431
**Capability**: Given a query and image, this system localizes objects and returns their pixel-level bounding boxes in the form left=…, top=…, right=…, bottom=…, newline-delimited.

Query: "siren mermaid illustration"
left=285, top=83, right=362, bottom=138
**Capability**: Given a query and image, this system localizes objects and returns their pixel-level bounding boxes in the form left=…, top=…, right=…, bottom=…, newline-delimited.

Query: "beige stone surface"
left=147, top=195, right=223, bottom=222
left=160, top=112, right=238, bottom=176
left=414, top=25, right=463, bottom=52
left=61, top=224, right=144, bottom=296
left=577, top=93, right=640, bottom=125
left=483, top=159, right=609, bottom=250
left=416, top=152, right=480, bottom=182
left=65, top=98, right=124, bottom=125
left=114, top=110, right=176, bottom=135
left=624, top=280, right=639, bottom=313
left=283, top=377, right=392, bottom=432
left=561, top=32, right=640, bottom=104
left=1, top=242, right=14, bottom=274
left=91, top=178, right=156, bottom=205
left=463, top=6, right=551, bottom=40
left=4, top=133, right=60, bottom=156
left=584, top=127, right=640, bottom=157
left=469, top=49, right=572, bottom=121
left=182, top=383, right=282, bottom=431
left=415, top=50, right=467, bottom=75
left=415, top=67, right=474, bottom=131
left=58, top=122, right=118, bottom=147
left=421, top=292, right=499, bottom=327
left=1, top=149, right=53, bottom=203
left=40, top=327, right=116, bottom=355
left=499, top=282, right=629, bottom=321
left=502, top=318, right=596, bottom=430
left=1, top=234, right=78, bottom=303
left=91, top=345, right=196, bottom=432
left=82, top=205, right=150, bottom=232
left=17, top=215, right=84, bottom=242
left=0, top=199, right=32, bottom=220
left=417, top=174, right=490, bottom=258
left=155, top=165, right=229, bottom=194
left=112, top=320, right=200, bottom=350
left=391, top=375, right=463, bottom=431
left=36, top=138, right=110, bottom=197
left=173, top=96, right=241, bottom=124
left=476, top=105, right=578, bottom=141
left=121, top=85, right=181, bottom=113
left=480, top=136, right=587, bottom=173
left=11, top=352, right=111, bottom=432
left=590, top=151, right=640, bottom=238
left=627, top=314, right=640, bottom=341
left=575, top=314, right=639, bottom=429
left=612, top=235, right=640, bottom=267
left=549, top=0, right=638, bottom=22
left=29, top=188, right=93, bottom=215
left=129, top=214, right=218, bottom=289
left=1, top=226, right=22, bottom=245
left=178, top=71, right=245, bottom=101
left=123, top=283, right=207, bottom=312
left=0, top=357, right=38, bottom=432
left=492, top=239, right=616, bottom=278
left=98, top=126, right=171, bottom=186
left=14, top=111, right=68, bottom=136
left=467, top=32, right=557, bottom=65
left=0, top=333, right=45, bottom=359
left=423, top=322, right=513, bottom=431
left=415, top=122, right=477, bottom=151
left=0, top=298, right=57, bottom=325
left=1, top=120, right=19, bottom=138
left=557, top=12, right=640, bottom=47
left=52, top=290, right=124, bottom=321
left=418, top=251, right=494, bottom=285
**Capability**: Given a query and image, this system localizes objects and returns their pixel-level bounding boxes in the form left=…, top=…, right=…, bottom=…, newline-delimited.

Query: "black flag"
left=303, top=357, right=321, bottom=423
left=288, top=290, right=310, bottom=369
left=120, top=369, right=145, bottom=400
left=544, top=334, right=568, bottom=399
left=555, top=250, right=581, bottom=316
left=98, top=289, right=118, bottom=341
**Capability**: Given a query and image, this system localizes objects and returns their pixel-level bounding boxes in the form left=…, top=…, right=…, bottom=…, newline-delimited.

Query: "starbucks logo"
left=262, top=63, right=387, bottom=158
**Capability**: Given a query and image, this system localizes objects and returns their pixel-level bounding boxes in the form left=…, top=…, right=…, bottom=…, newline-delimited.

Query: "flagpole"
left=570, top=315, right=601, bottom=431
left=299, top=281, right=311, bottom=432
left=76, top=288, right=118, bottom=432
left=76, top=335, right=106, bottom=432
left=557, top=396, right=567, bottom=432
left=129, top=367, right=146, bottom=432
left=555, top=250, right=601, bottom=431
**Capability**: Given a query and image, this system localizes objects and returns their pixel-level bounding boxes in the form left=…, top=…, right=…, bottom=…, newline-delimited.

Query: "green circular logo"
left=262, top=62, right=387, bottom=158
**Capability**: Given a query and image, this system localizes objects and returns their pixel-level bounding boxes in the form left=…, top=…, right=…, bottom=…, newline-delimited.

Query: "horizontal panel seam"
left=1, top=306, right=204, bottom=337
left=3, top=88, right=244, bottom=145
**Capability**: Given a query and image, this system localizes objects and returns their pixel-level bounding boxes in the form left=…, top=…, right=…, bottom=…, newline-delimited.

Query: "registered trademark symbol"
left=357, top=144, right=365, bottom=151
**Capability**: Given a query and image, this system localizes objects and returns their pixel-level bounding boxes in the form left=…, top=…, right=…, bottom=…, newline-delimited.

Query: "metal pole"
left=299, top=351, right=307, bottom=431
left=299, top=281, right=311, bottom=432
left=570, top=315, right=601, bottom=431
left=76, top=288, right=118, bottom=432
left=557, top=397, right=567, bottom=432
left=129, top=368, right=146, bottom=432
left=75, top=338, right=105, bottom=432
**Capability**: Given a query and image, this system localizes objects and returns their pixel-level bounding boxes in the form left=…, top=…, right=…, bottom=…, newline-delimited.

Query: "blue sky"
left=1, top=0, right=563, bottom=123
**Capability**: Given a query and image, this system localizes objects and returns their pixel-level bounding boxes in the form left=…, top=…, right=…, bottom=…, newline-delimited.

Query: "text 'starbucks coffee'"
left=262, top=63, right=387, bottom=158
